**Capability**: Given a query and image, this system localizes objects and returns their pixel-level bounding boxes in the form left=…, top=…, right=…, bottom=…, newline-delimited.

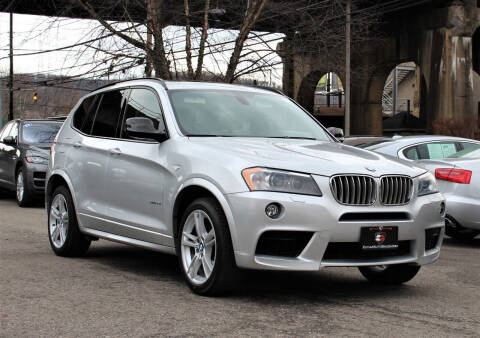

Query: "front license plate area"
left=361, top=226, right=398, bottom=250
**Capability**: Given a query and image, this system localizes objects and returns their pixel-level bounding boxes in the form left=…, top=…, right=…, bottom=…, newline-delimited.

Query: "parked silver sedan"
left=361, top=136, right=480, bottom=240
left=418, top=158, right=480, bottom=239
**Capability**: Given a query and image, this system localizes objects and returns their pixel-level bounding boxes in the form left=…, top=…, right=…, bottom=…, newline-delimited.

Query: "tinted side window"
left=91, top=90, right=127, bottom=138
left=425, top=142, right=457, bottom=159
left=73, top=95, right=100, bottom=134
left=459, top=142, right=480, bottom=152
left=403, top=146, right=419, bottom=160
left=121, top=88, right=165, bottom=139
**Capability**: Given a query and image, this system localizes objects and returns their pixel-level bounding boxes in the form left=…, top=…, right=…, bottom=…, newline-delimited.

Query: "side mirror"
left=125, top=117, right=167, bottom=142
left=2, top=136, right=16, bottom=146
left=327, top=127, right=344, bottom=142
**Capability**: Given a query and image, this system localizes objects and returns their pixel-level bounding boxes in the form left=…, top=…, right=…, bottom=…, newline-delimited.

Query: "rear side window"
left=404, top=147, right=419, bottom=160
left=425, top=142, right=458, bottom=159
left=73, top=95, right=100, bottom=134
left=459, top=142, right=480, bottom=152
left=404, top=142, right=458, bottom=160
left=120, top=88, right=165, bottom=139
left=91, top=90, right=127, bottom=138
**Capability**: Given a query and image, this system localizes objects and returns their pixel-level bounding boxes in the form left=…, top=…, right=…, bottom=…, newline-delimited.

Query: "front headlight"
left=26, top=156, right=48, bottom=165
left=417, top=172, right=438, bottom=196
left=241, top=167, right=322, bottom=196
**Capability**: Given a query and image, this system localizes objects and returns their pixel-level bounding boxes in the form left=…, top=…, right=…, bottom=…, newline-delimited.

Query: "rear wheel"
left=16, top=168, right=34, bottom=207
left=445, top=217, right=479, bottom=240
left=176, top=197, right=237, bottom=296
left=48, top=186, right=90, bottom=257
left=359, top=264, right=421, bottom=284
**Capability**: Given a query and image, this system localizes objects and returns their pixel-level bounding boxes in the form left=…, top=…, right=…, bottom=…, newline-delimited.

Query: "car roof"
left=91, top=78, right=280, bottom=95
left=367, top=135, right=479, bottom=147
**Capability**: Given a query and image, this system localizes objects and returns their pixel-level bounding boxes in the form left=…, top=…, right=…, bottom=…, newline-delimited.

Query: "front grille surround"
left=330, top=175, right=376, bottom=206
left=379, top=175, right=413, bottom=205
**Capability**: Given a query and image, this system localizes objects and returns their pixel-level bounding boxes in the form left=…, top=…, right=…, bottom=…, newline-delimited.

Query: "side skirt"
left=81, top=227, right=177, bottom=255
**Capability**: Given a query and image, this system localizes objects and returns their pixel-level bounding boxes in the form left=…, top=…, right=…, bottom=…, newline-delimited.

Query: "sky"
left=0, top=12, right=284, bottom=85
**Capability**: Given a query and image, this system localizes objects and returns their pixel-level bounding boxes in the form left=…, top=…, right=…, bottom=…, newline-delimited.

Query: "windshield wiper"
left=186, top=134, right=235, bottom=137
left=267, top=136, right=319, bottom=140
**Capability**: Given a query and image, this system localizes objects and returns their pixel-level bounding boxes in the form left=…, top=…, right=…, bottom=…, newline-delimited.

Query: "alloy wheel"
left=49, top=194, right=69, bottom=248
left=16, top=172, right=24, bottom=202
left=181, top=209, right=217, bottom=285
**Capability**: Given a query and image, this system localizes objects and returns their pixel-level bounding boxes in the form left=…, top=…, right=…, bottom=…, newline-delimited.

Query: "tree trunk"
left=224, top=0, right=268, bottom=83
left=146, top=0, right=171, bottom=79
left=184, top=0, right=194, bottom=79
left=194, top=0, right=211, bottom=79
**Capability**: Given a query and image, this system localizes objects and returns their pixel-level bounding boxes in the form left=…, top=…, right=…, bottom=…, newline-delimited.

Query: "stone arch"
left=365, top=61, right=428, bottom=135
left=297, top=70, right=344, bottom=127
left=297, top=70, right=326, bottom=113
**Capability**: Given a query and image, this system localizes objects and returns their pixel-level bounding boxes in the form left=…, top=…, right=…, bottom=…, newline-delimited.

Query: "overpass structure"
left=1, top=0, right=480, bottom=135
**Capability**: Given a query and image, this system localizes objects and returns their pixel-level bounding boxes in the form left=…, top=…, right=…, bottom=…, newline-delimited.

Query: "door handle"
left=109, top=148, right=122, bottom=155
left=73, top=142, right=82, bottom=148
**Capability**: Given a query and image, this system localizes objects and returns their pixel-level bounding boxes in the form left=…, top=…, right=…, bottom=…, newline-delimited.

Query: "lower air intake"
left=255, top=231, right=313, bottom=258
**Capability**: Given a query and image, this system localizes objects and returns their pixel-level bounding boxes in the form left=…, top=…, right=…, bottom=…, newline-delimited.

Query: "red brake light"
left=435, top=168, right=472, bottom=184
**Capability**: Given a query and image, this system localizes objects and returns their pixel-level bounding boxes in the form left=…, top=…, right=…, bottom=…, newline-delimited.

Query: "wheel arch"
left=172, top=178, right=238, bottom=252
left=46, top=171, right=77, bottom=208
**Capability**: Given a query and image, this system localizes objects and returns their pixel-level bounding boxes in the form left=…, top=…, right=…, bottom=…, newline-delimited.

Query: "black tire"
left=16, top=168, right=34, bottom=207
left=445, top=217, right=479, bottom=240
left=359, top=264, right=421, bottom=285
left=47, top=185, right=90, bottom=257
left=176, top=197, right=237, bottom=296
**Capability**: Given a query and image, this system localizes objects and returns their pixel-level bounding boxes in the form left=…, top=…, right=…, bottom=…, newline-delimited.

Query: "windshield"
left=22, top=122, right=61, bottom=144
left=169, top=89, right=333, bottom=141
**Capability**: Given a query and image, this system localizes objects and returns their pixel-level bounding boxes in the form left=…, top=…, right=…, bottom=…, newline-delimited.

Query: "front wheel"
left=47, top=186, right=90, bottom=257
left=16, top=168, right=33, bottom=207
left=359, top=264, right=421, bottom=284
left=176, top=197, right=237, bottom=296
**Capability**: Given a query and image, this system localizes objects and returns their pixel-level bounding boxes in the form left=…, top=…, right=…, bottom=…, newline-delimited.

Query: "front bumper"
left=226, top=179, right=445, bottom=271
left=24, top=162, right=48, bottom=195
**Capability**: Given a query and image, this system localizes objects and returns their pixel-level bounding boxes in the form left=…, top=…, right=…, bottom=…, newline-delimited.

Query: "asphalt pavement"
left=1, top=197, right=479, bottom=337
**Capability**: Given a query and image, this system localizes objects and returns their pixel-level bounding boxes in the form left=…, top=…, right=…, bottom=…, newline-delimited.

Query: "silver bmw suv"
left=46, top=79, right=445, bottom=295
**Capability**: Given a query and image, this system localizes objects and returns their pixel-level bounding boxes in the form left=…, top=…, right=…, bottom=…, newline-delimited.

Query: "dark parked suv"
left=0, top=119, right=62, bottom=206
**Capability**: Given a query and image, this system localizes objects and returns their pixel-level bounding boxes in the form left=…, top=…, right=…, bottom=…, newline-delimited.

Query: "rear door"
left=102, top=87, right=173, bottom=247
left=67, top=90, right=126, bottom=230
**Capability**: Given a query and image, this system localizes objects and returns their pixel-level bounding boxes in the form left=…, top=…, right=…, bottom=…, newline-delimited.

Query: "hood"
left=24, top=144, right=50, bottom=157
left=188, top=137, right=426, bottom=177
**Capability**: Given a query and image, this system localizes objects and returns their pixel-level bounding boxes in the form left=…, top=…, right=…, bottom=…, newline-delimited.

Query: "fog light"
left=265, top=203, right=281, bottom=219
left=440, top=202, right=445, bottom=215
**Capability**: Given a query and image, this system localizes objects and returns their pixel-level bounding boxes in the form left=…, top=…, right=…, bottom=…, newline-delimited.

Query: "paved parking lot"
left=1, top=197, right=479, bottom=337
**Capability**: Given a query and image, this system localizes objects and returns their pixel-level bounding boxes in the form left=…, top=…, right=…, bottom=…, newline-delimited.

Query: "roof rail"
left=91, top=77, right=168, bottom=92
